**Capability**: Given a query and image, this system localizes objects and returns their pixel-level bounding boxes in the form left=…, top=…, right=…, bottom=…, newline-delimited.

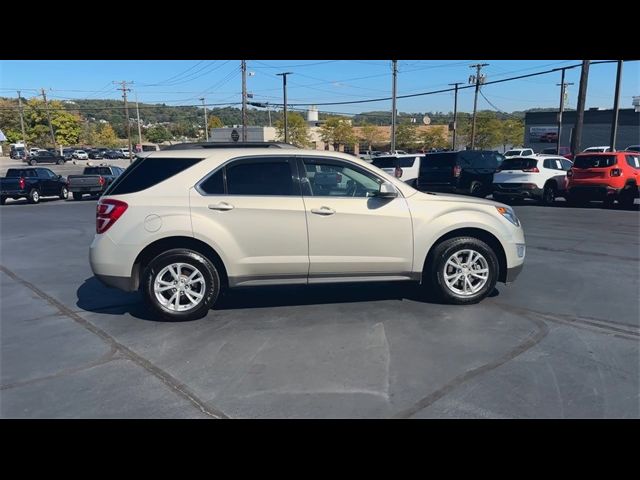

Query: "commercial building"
left=524, top=108, right=640, bottom=152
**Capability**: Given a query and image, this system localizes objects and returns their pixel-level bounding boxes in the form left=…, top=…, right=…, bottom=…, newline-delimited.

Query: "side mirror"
left=375, top=181, right=397, bottom=199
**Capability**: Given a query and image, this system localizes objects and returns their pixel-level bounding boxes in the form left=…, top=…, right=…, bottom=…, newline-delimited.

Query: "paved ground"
left=0, top=157, right=132, bottom=180
left=0, top=177, right=638, bottom=418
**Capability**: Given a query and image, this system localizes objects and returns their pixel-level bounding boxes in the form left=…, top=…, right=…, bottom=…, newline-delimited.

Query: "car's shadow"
left=76, top=276, right=500, bottom=323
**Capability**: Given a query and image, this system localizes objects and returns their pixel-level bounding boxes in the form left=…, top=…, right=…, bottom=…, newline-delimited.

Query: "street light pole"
left=448, top=82, right=463, bottom=150
left=135, top=92, right=143, bottom=149
left=609, top=60, right=623, bottom=151
left=277, top=72, right=292, bottom=143
left=391, top=60, right=398, bottom=153
left=200, top=97, right=209, bottom=141
left=241, top=60, right=247, bottom=142
left=556, top=69, right=573, bottom=156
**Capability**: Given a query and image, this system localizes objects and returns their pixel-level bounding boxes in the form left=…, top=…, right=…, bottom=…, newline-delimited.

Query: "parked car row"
left=1, top=165, right=125, bottom=205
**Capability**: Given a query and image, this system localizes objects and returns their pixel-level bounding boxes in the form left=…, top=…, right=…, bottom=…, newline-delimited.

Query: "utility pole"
left=135, top=93, right=143, bottom=149
left=469, top=63, right=489, bottom=150
left=40, top=88, right=57, bottom=150
left=571, top=60, right=590, bottom=155
left=391, top=60, right=398, bottom=153
left=200, top=97, right=209, bottom=142
left=556, top=68, right=573, bottom=156
left=448, top=82, right=463, bottom=150
left=241, top=60, right=247, bottom=142
left=276, top=72, right=292, bottom=143
left=114, top=81, right=133, bottom=161
left=267, top=103, right=272, bottom=128
left=609, top=60, right=623, bottom=151
left=17, top=90, right=27, bottom=147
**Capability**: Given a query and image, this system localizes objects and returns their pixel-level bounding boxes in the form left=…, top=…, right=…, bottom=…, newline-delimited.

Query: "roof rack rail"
left=162, top=142, right=298, bottom=150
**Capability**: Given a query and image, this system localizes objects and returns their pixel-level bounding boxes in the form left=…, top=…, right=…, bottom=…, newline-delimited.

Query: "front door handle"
left=311, top=206, right=335, bottom=216
left=208, top=202, right=234, bottom=211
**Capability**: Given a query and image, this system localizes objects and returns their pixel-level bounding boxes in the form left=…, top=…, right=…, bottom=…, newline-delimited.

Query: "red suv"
left=567, top=152, right=640, bottom=208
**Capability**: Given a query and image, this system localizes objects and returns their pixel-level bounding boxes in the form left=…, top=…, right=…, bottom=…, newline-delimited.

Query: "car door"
left=35, top=168, right=55, bottom=195
left=189, top=156, right=309, bottom=286
left=298, top=156, right=413, bottom=280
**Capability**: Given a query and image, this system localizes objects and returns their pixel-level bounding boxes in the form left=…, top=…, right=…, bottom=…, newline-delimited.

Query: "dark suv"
left=416, top=150, right=503, bottom=197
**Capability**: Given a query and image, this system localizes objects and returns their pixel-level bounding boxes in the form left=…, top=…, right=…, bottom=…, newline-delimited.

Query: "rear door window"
left=105, top=157, right=204, bottom=195
left=226, top=158, right=295, bottom=196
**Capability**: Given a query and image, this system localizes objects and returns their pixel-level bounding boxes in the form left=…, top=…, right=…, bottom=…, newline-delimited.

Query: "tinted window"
left=199, top=169, right=225, bottom=194
left=226, top=160, right=294, bottom=196
left=626, top=155, right=640, bottom=169
left=421, top=153, right=457, bottom=168
left=626, top=146, right=640, bottom=152
left=37, top=168, right=56, bottom=178
left=501, top=158, right=538, bottom=170
left=105, top=157, right=203, bottom=196
left=372, top=156, right=418, bottom=168
left=524, top=150, right=534, bottom=156
left=560, top=159, right=573, bottom=171
left=574, top=155, right=617, bottom=168
left=302, top=159, right=382, bottom=197
left=85, top=167, right=112, bottom=175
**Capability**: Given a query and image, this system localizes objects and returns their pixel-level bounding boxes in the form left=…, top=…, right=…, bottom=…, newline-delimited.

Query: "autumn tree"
left=419, top=126, right=449, bottom=151
left=319, top=117, right=356, bottom=151
left=23, top=99, right=81, bottom=147
left=395, top=122, right=419, bottom=150
left=208, top=115, right=224, bottom=129
left=0, top=98, right=23, bottom=143
left=275, top=112, right=310, bottom=147
left=358, top=123, right=384, bottom=152
left=94, top=123, right=119, bottom=147
left=500, top=118, right=524, bottom=151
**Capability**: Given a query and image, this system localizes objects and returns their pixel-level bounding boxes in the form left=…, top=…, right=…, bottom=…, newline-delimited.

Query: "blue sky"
left=1, top=60, right=638, bottom=115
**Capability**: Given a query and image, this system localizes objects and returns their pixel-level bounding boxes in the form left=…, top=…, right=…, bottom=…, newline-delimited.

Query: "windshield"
left=372, top=156, right=418, bottom=168
left=500, top=158, right=538, bottom=170
left=574, top=155, right=617, bottom=168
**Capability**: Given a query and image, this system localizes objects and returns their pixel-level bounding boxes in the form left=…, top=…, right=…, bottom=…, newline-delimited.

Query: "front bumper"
left=505, top=263, right=523, bottom=283
left=95, top=273, right=137, bottom=291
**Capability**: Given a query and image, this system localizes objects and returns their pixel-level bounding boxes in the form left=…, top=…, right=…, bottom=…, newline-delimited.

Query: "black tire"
left=57, top=159, right=64, bottom=165
left=542, top=183, right=556, bottom=206
left=492, top=193, right=511, bottom=204
left=423, top=236, right=499, bottom=305
left=27, top=189, right=40, bottom=204
left=142, top=249, right=220, bottom=321
left=566, top=193, right=585, bottom=207
left=469, top=181, right=484, bottom=197
left=619, top=184, right=638, bottom=209
left=59, top=186, right=69, bottom=200
left=72, top=192, right=83, bottom=201
left=29, top=159, right=37, bottom=166
left=603, top=195, right=615, bottom=208
left=0, top=196, right=6, bottom=205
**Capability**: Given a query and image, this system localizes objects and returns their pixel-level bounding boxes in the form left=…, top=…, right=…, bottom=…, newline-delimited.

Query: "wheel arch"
left=132, top=236, right=229, bottom=291
left=422, top=227, right=508, bottom=283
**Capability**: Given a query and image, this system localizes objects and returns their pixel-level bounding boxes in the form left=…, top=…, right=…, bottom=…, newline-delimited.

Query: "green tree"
left=145, top=124, right=171, bottom=143
left=419, top=126, right=449, bottom=150
left=94, top=123, right=119, bottom=147
left=23, top=99, right=81, bottom=147
left=319, top=117, right=356, bottom=150
left=395, top=122, right=418, bottom=149
left=0, top=98, right=24, bottom=143
left=208, top=115, right=224, bottom=129
left=500, top=118, right=524, bottom=151
left=275, top=112, right=310, bottom=147
left=463, top=112, right=503, bottom=149
left=79, top=122, right=97, bottom=146
left=358, top=123, right=384, bottom=151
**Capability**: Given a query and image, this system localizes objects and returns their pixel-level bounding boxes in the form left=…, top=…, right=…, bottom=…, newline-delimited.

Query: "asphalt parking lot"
left=1, top=162, right=638, bottom=418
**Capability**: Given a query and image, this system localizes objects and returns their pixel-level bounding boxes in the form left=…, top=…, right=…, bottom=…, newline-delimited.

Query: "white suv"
left=90, top=144, right=526, bottom=321
left=370, top=154, right=422, bottom=187
left=504, top=148, right=534, bottom=157
left=493, top=154, right=573, bottom=205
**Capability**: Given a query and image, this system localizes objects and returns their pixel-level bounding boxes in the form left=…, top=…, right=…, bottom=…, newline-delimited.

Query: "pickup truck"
left=1, top=167, right=69, bottom=205
left=28, top=149, right=67, bottom=165
left=67, top=165, right=125, bottom=200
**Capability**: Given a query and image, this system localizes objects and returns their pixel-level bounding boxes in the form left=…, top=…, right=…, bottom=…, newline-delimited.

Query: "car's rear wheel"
left=470, top=181, right=484, bottom=197
left=57, top=159, right=64, bottom=165
left=619, top=184, right=637, bottom=209
left=29, top=159, right=37, bottom=166
left=59, top=186, right=68, bottom=200
left=542, top=184, right=556, bottom=205
left=72, top=192, right=83, bottom=201
left=492, top=193, right=511, bottom=204
left=0, top=196, right=6, bottom=205
left=142, top=249, right=220, bottom=321
left=27, top=189, right=40, bottom=204
left=423, top=236, right=498, bottom=305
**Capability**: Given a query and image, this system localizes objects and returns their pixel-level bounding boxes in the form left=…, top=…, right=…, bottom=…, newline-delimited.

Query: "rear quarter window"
left=104, top=157, right=203, bottom=196
left=626, top=155, right=640, bottom=169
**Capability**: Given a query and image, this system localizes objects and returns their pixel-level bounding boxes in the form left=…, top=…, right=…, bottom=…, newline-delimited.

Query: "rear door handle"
left=208, top=202, right=234, bottom=211
left=311, top=206, right=336, bottom=216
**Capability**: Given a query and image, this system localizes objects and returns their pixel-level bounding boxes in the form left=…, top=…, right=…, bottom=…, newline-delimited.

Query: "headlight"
left=495, top=206, right=520, bottom=227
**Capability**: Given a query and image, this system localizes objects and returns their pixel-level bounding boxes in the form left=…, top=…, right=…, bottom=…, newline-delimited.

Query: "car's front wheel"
left=59, top=186, right=68, bottom=200
left=142, top=249, right=220, bottom=321
left=424, top=236, right=499, bottom=305
left=542, top=184, right=556, bottom=205
left=72, top=192, right=83, bottom=201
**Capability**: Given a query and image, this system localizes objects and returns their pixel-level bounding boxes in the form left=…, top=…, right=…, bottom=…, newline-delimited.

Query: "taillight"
left=610, top=168, right=622, bottom=177
left=96, top=199, right=128, bottom=234
left=522, top=167, right=540, bottom=173
left=98, top=176, right=105, bottom=186
left=453, top=165, right=462, bottom=177
left=19, top=177, right=25, bottom=190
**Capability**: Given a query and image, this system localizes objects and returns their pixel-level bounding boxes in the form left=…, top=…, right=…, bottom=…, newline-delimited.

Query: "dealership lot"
left=0, top=163, right=638, bottom=418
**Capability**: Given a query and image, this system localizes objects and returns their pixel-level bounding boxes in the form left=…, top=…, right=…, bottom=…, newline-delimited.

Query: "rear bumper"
left=1, top=189, right=28, bottom=197
left=493, top=184, right=543, bottom=198
left=69, top=186, right=104, bottom=193
left=568, top=184, right=621, bottom=199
